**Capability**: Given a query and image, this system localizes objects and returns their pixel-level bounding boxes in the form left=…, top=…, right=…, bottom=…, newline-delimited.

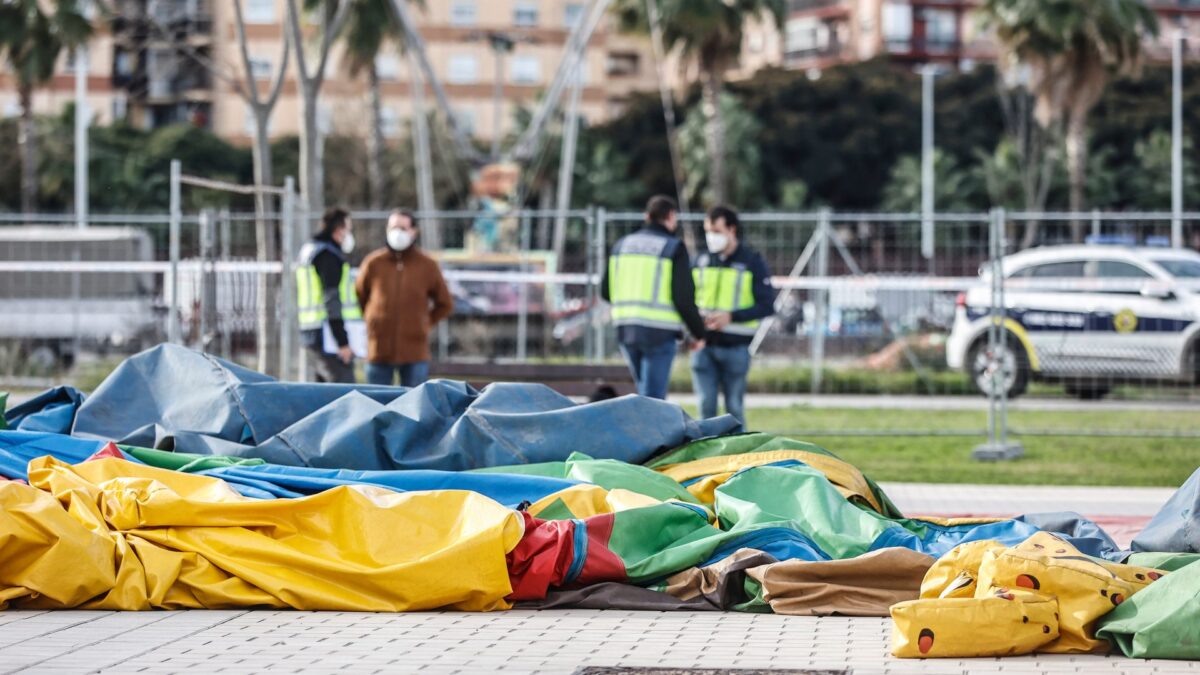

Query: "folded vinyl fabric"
left=892, top=532, right=1168, bottom=658
left=0, top=456, right=523, bottom=611
left=1096, top=554, right=1200, bottom=659
left=5, top=345, right=738, bottom=471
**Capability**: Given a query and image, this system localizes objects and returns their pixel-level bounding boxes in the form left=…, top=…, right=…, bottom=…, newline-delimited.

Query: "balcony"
left=785, top=42, right=847, bottom=65
left=789, top=0, right=851, bottom=17
left=886, top=37, right=962, bottom=58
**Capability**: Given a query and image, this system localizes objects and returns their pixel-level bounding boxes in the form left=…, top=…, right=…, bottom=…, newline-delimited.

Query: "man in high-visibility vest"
left=691, top=205, right=776, bottom=424
left=296, top=207, right=363, bottom=383
left=601, top=195, right=707, bottom=400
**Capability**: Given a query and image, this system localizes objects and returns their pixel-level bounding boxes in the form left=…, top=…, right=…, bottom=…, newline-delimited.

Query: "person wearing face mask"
left=296, top=207, right=362, bottom=383
left=355, top=208, right=454, bottom=387
left=601, top=195, right=707, bottom=400
left=690, top=205, right=776, bottom=425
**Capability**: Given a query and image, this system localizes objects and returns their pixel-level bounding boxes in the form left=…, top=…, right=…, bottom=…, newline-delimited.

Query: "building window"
left=375, top=54, right=401, bottom=81
left=514, top=1, right=539, bottom=27
left=112, top=94, right=128, bottom=121
left=447, top=55, right=479, bottom=83
left=923, top=9, right=957, bottom=50
left=454, top=108, right=476, bottom=135
left=510, top=55, right=540, bottom=84
left=883, top=1, right=913, bottom=48
left=450, top=0, right=477, bottom=26
left=4, top=99, right=21, bottom=118
left=786, top=17, right=829, bottom=54
left=248, top=57, right=273, bottom=80
left=564, top=3, right=584, bottom=29
left=244, top=106, right=260, bottom=135
left=244, top=0, right=275, bottom=24
left=605, top=51, right=639, bottom=77
left=381, top=107, right=400, bottom=138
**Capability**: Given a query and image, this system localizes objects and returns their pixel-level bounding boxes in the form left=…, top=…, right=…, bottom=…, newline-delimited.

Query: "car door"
left=1059, top=259, right=1187, bottom=379
left=1006, top=260, right=1089, bottom=375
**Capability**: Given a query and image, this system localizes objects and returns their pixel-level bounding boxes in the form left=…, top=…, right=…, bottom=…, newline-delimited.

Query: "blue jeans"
left=619, top=340, right=677, bottom=400
left=366, top=361, right=430, bottom=387
left=690, top=344, right=751, bottom=424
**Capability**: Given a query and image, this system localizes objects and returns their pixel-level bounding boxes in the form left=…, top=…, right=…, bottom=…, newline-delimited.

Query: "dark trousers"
left=309, top=348, right=355, bottom=383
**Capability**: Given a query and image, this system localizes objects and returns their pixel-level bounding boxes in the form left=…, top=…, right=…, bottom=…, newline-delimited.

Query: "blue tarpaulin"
left=5, top=345, right=740, bottom=472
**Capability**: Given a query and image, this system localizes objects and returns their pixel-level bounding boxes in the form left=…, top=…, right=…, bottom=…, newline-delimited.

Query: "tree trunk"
left=365, top=63, right=386, bottom=211
left=700, top=66, right=728, bottom=206
left=1066, top=112, right=1088, bottom=243
left=299, top=91, right=324, bottom=215
left=252, top=113, right=281, bottom=378
left=18, top=84, right=37, bottom=215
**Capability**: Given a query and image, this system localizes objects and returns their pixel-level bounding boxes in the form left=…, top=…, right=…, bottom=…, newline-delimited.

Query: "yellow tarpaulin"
left=1, top=456, right=523, bottom=611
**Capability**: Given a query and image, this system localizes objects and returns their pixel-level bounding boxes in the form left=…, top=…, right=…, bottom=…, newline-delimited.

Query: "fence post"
left=1091, top=209, right=1101, bottom=241
left=279, top=177, right=296, bottom=382
left=168, top=160, right=182, bottom=345
left=218, top=208, right=232, bottom=359
left=811, top=208, right=831, bottom=395
left=516, top=211, right=531, bottom=362
left=973, top=207, right=1024, bottom=461
left=595, top=207, right=608, bottom=362
left=199, top=208, right=217, bottom=353
left=584, top=207, right=596, bottom=364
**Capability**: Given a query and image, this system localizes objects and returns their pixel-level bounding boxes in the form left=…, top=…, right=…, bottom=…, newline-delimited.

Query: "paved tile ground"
left=2, top=609, right=1198, bottom=675
left=0, top=482, right=1186, bottom=675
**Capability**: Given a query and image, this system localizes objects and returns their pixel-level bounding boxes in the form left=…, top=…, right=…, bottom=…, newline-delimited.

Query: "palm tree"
left=0, top=0, right=92, bottom=214
left=979, top=0, right=1157, bottom=241
left=612, top=0, right=785, bottom=205
left=342, top=0, right=422, bottom=210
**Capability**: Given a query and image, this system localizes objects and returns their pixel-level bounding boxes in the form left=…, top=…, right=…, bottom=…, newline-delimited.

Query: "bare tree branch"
left=265, top=21, right=293, bottom=109
left=233, top=0, right=264, bottom=106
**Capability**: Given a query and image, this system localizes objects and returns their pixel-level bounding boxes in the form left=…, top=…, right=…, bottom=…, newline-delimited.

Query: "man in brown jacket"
left=356, top=209, right=454, bottom=387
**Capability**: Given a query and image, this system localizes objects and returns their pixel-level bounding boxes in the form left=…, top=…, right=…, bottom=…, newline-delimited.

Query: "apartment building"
left=0, top=0, right=662, bottom=146
left=783, top=0, right=1200, bottom=73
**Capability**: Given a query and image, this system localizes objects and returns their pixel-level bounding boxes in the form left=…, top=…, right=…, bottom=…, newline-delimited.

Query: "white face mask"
left=705, top=232, right=729, bottom=254
left=339, top=232, right=356, bottom=255
left=387, top=228, right=414, bottom=251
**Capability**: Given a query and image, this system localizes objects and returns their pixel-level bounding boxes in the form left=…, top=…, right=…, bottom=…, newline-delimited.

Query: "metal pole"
left=168, top=160, right=182, bottom=344
left=279, top=176, right=296, bottom=381
left=74, top=41, right=88, bottom=230
left=584, top=207, right=596, bottom=363
left=973, top=207, right=1023, bottom=460
left=811, top=208, right=831, bottom=395
left=920, top=66, right=935, bottom=267
left=219, top=208, right=232, bottom=359
left=1173, top=28, right=1184, bottom=248
left=491, top=46, right=505, bottom=161
left=408, top=50, right=439, bottom=249
left=199, top=208, right=216, bottom=352
left=996, top=208, right=1011, bottom=447
left=1091, top=209, right=1101, bottom=241
left=553, top=60, right=584, bottom=261
left=595, top=206, right=607, bottom=361
left=516, top=211, right=530, bottom=361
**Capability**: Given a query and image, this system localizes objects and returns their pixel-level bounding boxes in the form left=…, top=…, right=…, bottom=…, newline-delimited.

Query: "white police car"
left=946, top=244, right=1200, bottom=399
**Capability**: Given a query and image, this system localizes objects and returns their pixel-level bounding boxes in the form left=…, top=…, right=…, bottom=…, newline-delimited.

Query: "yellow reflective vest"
left=296, top=241, right=362, bottom=331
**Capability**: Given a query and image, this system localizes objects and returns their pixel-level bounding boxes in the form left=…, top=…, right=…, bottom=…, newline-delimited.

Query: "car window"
left=1153, top=259, right=1200, bottom=278
left=1093, top=260, right=1153, bottom=279
left=1026, top=261, right=1086, bottom=278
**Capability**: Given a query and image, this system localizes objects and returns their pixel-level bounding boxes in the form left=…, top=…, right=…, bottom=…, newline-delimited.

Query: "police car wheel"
left=967, top=336, right=1030, bottom=400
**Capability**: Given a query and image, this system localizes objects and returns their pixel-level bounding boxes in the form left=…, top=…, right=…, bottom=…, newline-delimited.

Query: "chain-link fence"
left=4, top=205, right=1200, bottom=445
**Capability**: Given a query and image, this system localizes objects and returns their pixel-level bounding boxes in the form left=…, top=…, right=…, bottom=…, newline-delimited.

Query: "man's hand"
left=704, top=311, right=732, bottom=331
left=338, top=345, right=353, bottom=364
left=690, top=339, right=706, bottom=352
